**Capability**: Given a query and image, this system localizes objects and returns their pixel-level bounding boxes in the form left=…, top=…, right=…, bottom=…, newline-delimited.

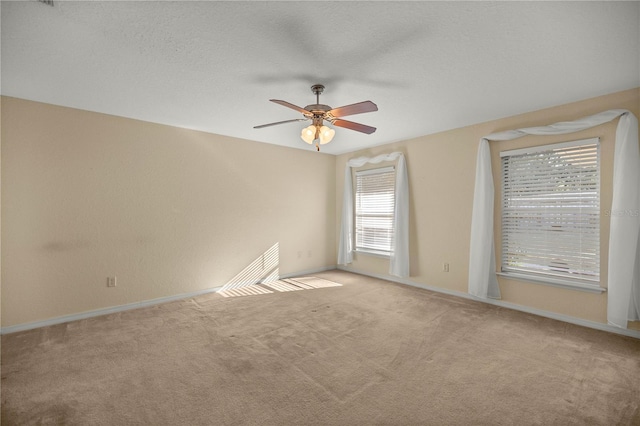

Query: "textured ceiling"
left=2, top=1, right=639, bottom=155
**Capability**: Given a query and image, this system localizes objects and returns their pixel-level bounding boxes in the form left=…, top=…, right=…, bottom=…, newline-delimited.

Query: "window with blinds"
left=355, top=166, right=396, bottom=255
left=500, top=138, right=600, bottom=285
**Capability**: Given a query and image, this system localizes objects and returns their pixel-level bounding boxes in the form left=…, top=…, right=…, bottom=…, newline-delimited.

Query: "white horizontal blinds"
left=355, top=167, right=396, bottom=253
left=501, top=138, right=600, bottom=283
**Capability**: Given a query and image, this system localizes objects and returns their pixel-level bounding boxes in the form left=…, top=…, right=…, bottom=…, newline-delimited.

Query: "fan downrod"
left=311, top=84, right=325, bottom=105
left=304, top=84, right=331, bottom=114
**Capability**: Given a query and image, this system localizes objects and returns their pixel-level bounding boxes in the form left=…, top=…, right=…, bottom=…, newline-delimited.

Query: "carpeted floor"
left=2, top=270, right=640, bottom=425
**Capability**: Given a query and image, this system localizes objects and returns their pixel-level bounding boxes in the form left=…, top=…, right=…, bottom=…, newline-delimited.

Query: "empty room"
left=1, top=1, right=640, bottom=425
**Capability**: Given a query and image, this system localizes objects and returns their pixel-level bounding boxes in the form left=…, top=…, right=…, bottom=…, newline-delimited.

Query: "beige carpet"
left=2, top=270, right=639, bottom=425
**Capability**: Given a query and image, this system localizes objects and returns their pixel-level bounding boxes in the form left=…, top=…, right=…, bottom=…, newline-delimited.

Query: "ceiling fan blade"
left=332, top=119, right=376, bottom=135
left=328, top=101, right=378, bottom=118
left=270, top=99, right=311, bottom=115
left=253, top=118, right=309, bottom=129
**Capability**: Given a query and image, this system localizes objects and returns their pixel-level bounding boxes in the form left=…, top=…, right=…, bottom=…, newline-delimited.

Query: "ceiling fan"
left=254, top=84, right=378, bottom=151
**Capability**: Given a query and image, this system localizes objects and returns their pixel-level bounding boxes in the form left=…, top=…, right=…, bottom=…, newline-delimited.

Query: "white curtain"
left=338, top=152, right=410, bottom=277
left=609, top=112, right=640, bottom=327
left=468, top=139, right=501, bottom=299
left=468, top=109, right=640, bottom=329
left=338, top=165, right=355, bottom=265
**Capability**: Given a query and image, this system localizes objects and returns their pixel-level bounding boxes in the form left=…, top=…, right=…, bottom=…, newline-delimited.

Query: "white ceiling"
left=2, top=1, right=639, bottom=155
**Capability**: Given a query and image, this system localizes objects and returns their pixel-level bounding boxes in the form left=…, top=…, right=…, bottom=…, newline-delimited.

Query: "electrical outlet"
left=443, top=263, right=449, bottom=272
left=107, top=276, right=117, bottom=287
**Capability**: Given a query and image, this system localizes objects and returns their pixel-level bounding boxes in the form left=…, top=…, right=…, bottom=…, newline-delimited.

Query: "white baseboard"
left=338, top=266, right=640, bottom=340
left=0, top=265, right=337, bottom=335
left=10, top=264, right=635, bottom=339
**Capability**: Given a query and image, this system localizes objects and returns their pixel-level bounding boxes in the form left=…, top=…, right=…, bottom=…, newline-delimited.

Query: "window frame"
left=499, top=137, right=604, bottom=293
left=353, top=166, right=396, bottom=258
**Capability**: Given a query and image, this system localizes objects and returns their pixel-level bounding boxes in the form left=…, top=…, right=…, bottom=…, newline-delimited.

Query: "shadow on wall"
left=221, top=243, right=279, bottom=291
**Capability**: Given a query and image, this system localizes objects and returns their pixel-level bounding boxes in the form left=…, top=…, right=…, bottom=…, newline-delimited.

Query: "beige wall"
left=336, top=87, right=640, bottom=327
left=1, top=97, right=336, bottom=327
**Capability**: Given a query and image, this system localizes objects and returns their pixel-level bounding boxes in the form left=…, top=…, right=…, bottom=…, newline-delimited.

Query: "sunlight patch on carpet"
left=217, top=277, right=342, bottom=298
left=287, top=277, right=342, bottom=289
left=262, top=280, right=304, bottom=292
left=218, top=284, right=274, bottom=298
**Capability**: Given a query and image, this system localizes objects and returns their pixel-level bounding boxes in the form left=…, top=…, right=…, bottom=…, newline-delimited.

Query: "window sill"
left=497, top=272, right=606, bottom=294
left=355, top=249, right=391, bottom=259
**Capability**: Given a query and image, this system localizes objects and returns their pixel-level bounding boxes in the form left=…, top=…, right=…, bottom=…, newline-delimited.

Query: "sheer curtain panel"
left=468, top=109, right=639, bottom=329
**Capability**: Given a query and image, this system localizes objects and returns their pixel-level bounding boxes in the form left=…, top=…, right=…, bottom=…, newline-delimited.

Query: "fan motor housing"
left=304, top=104, right=331, bottom=116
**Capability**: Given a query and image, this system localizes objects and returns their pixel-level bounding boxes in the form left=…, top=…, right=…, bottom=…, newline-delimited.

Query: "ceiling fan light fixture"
left=319, top=125, right=335, bottom=145
left=256, top=84, right=378, bottom=151
left=301, top=125, right=316, bottom=144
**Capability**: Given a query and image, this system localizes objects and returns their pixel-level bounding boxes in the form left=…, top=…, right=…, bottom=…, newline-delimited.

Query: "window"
left=500, top=138, right=600, bottom=288
left=355, top=166, right=395, bottom=256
